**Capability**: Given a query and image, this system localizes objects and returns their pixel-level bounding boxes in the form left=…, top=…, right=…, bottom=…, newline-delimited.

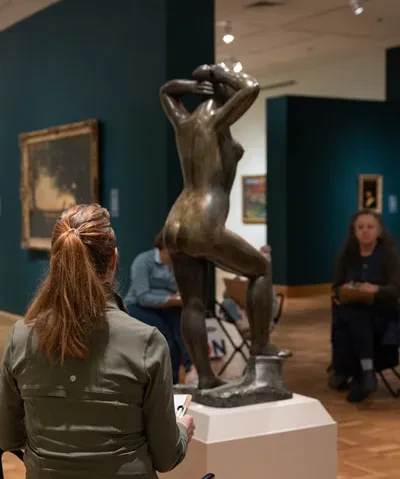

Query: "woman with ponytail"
left=0, top=204, right=194, bottom=478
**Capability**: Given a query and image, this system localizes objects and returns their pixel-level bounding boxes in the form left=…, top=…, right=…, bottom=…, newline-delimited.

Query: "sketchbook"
left=174, top=394, right=192, bottom=418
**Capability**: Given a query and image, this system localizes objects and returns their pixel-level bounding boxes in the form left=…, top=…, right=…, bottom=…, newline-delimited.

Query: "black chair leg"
left=218, top=350, right=237, bottom=376
left=391, top=367, right=400, bottom=381
left=378, top=371, right=400, bottom=398
left=214, top=301, right=250, bottom=377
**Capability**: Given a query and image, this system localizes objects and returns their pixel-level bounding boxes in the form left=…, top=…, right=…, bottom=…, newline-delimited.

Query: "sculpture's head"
left=213, top=82, right=235, bottom=107
left=192, top=63, right=235, bottom=106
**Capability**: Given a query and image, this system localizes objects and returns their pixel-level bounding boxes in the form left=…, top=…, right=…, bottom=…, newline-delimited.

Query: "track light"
left=350, top=0, right=364, bottom=15
left=222, top=21, right=234, bottom=44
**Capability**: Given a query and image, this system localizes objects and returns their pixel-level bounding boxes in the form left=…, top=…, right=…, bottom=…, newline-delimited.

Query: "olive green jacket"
left=0, top=302, right=188, bottom=478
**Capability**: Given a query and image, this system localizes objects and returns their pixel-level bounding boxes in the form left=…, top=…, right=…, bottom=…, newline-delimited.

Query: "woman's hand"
left=177, top=415, right=195, bottom=442
left=166, top=293, right=182, bottom=308
left=359, top=282, right=379, bottom=293
left=342, top=282, right=354, bottom=289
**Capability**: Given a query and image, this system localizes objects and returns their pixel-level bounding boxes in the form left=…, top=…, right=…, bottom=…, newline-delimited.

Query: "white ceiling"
left=0, top=0, right=58, bottom=31
left=0, top=0, right=59, bottom=31
left=216, top=0, right=400, bottom=81
left=1, top=0, right=399, bottom=82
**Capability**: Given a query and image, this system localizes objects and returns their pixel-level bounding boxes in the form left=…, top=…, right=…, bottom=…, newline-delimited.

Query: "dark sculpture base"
left=189, top=356, right=293, bottom=408
left=173, top=382, right=200, bottom=395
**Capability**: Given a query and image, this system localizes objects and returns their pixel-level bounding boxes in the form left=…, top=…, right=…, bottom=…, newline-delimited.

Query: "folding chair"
left=375, top=345, right=400, bottom=398
left=377, top=368, right=400, bottom=397
left=329, top=301, right=400, bottom=398
left=274, top=293, right=285, bottom=326
left=215, top=294, right=285, bottom=377
left=214, top=300, right=250, bottom=376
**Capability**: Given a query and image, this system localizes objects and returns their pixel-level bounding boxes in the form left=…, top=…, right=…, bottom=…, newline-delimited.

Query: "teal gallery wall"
left=267, top=96, right=400, bottom=286
left=0, top=0, right=214, bottom=315
left=386, top=45, right=400, bottom=101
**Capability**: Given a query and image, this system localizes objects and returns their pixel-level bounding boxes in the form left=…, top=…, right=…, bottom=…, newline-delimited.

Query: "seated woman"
left=125, top=231, right=193, bottom=385
left=330, top=209, right=400, bottom=402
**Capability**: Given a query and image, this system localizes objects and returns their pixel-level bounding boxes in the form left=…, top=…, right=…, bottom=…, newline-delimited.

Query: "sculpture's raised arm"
left=160, top=79, right=213, bottom=129
left=192, top=64, right=260, bottom=129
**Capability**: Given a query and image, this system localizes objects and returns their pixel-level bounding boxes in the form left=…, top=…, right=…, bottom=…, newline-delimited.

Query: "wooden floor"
left=1, top=297, right=400, bottom=478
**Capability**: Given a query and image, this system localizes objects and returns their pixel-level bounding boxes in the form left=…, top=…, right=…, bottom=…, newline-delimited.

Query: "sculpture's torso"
left=164, top=99, right=244, bottom=254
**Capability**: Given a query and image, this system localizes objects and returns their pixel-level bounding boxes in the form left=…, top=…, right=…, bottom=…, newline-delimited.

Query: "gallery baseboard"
left=275, top=284, right=332, bottom=298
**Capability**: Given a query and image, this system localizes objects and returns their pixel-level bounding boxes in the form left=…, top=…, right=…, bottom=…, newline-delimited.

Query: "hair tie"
left=68, top=228, right=80, bottom=236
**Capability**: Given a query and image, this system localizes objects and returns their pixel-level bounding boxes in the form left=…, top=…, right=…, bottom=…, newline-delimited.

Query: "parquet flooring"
left=275, top=297, right=400, bottom=479
left=1, top=298, right=400, bottom=478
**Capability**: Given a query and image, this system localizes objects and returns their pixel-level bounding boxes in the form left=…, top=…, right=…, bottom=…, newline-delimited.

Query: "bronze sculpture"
left=160, top=64, right=292, bottom=407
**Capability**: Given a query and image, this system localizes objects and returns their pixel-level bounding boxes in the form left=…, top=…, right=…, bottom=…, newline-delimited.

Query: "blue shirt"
left=125, top=248, right=178, bottom=307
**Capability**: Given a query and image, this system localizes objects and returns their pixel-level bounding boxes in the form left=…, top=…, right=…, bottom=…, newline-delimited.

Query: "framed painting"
left=358, top=174, right=383, bottom=213
left=242, top=175, right=266, bottom=224
left=20, top=119, right=99, bottom=250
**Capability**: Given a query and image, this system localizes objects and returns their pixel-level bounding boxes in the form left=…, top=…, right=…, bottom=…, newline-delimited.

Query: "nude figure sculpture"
left=160, top=64, right=292, bottom=407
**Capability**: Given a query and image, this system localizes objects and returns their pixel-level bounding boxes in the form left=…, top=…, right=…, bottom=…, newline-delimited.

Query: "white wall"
left=216, top=51, right=386, bottom=299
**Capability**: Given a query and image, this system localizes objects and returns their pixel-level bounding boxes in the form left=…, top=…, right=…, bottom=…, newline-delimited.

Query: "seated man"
left=125, top=231, right=193, bottom=384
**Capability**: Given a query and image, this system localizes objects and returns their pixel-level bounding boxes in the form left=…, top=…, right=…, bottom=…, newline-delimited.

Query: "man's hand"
left=359, top=282, right=379, bottom=294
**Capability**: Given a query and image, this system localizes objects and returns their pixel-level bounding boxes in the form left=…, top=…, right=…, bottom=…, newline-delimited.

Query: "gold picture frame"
left=242, top=175, right=266, bottom=224
left=358, top=174, right=383, bottom=213
left=20, top=119, right=99, bottom=250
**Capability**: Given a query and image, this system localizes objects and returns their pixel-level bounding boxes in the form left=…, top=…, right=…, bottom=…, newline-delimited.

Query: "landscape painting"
left=20, top=120, right=99, bottom=250
left=242, top=175, right=266, bottom=224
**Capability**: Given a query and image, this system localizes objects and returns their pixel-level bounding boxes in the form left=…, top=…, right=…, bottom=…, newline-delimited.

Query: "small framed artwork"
left=20, top=119, right=99, bottom=250
left=358, top=174, right=383, bottom=213
left=242, top=175, right=266, bottom=224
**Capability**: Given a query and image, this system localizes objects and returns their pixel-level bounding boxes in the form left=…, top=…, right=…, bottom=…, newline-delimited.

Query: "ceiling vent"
left=244, top=0, right=285, bottom=8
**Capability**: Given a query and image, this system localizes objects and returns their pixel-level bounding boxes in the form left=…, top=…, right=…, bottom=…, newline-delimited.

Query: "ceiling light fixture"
left=350, top=0, right=364, bottom=15
left=222, top=21, right=234, bottom=44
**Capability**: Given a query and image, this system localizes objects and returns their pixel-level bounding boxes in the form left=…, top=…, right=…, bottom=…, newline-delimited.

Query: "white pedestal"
left=161, top=394, right=337, bottom=479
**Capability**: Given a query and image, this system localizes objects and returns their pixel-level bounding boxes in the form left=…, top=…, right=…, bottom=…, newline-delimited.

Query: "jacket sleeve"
left=143, top=329, right=188, bottom=473
left=0, top=325, right=26, bottom=452
left=374, top=248, right=400, bottom=307
left=131, top=256, right=171, bottom=307
left=332, top=250, right=347, bottom=295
